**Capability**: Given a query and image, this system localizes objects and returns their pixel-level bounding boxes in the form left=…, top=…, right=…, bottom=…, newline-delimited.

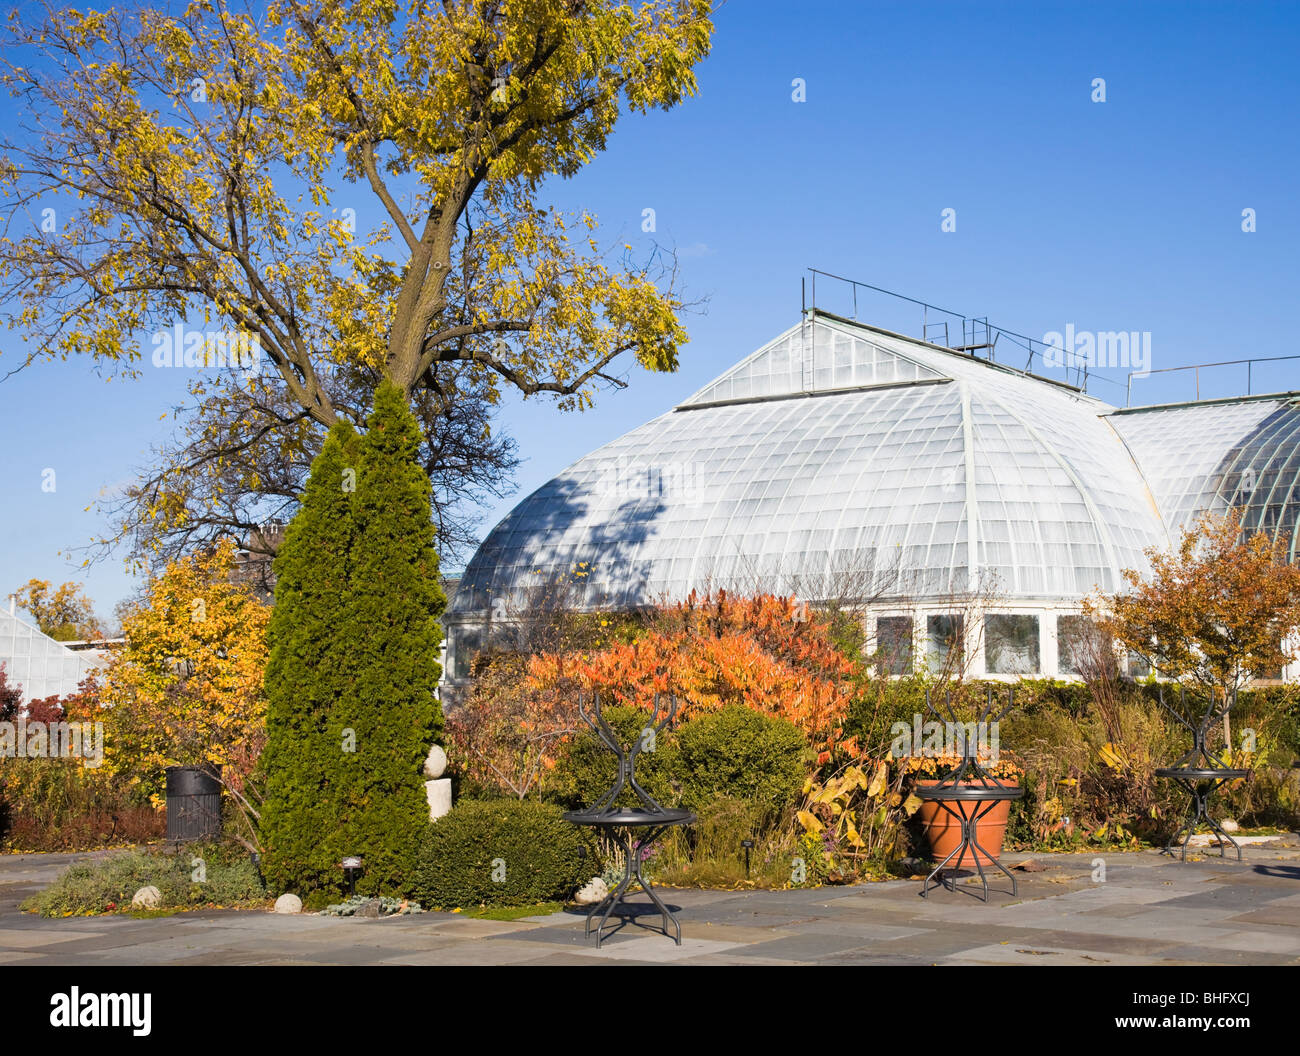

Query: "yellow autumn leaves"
left=797, top=761, right=923, bottom=854
left=95, top=540, right=270, bottom=807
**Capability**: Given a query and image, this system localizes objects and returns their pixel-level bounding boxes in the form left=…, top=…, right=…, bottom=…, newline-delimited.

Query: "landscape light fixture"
left=741, top=839, right=755, bottom=878
left=341, top=856, right=363, bottom=897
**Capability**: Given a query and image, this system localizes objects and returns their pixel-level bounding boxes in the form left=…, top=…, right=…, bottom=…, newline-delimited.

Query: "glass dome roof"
left=1113, top=395, right=1300, bottom=562
left=450, top=313, right=1219, bottom=618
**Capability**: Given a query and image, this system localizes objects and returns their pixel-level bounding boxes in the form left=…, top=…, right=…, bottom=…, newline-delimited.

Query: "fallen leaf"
left=1013, top=860, right=1047, bottom=872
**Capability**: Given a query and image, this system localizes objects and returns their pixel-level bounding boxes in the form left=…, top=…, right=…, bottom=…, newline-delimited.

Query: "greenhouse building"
left=446, top=310, right=1300, bottom=685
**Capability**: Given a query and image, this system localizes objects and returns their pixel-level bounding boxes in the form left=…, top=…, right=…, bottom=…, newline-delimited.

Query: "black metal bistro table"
left=917, top=782, right=1025, bottom=900
left=562, top=805, right=695, bottom=945
left=563, top=692, right=695, bottom=946
left=1155, top=768, right=1250, bottom=861
left=915, top=687, right=1024, bottom=901
left=1155, top=688, right=1249, bottom=862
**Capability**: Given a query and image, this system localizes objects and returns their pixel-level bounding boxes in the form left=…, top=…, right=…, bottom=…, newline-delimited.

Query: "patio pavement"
left=2, top=839, right=1298, bottom=965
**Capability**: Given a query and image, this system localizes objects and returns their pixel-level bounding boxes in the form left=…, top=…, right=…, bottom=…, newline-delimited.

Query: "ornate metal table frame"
left=1155, top=688, right=1249, bottom=862
left=563, top=693, right=695, bottom=946
left=915, top=687, right=1024, bottom=901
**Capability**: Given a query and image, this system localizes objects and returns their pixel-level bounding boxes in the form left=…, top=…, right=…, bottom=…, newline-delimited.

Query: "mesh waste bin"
left=165, top=766, right=222, bottom=841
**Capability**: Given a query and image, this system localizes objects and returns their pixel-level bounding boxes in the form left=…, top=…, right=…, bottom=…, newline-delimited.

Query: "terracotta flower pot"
left=915, top=779, right=1018, bottom=868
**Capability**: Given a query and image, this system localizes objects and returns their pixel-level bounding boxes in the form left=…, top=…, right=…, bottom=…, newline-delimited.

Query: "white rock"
left=1220, top=819, right=1240, bottom=833
left=424, top=744, right=448, bottom=779
left=574, top=877, right=609, bottom=906
left=131, top=885, right=162, bottom=909
left=1185, top=832, right=1276, bottom=847
left=274, top=893, right=303, bottom=915
left=425, top=777, right=452, bottom=820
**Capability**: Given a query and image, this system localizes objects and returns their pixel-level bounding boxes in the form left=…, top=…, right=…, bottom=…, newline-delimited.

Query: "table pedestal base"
left=581, top=825, right=680, bottom=947
left=919, top=796, right=1020, bottom=902
left=1157, top=769, right=1248, bottom=862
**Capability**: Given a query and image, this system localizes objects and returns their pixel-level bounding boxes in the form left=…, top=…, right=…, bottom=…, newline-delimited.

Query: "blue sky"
left=2, top=0, right=1298, bottom=618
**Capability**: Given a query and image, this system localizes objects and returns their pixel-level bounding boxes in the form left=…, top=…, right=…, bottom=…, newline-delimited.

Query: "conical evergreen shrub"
left=336, top=380, right=446, bottom=892
left=259, top=421, right=362, bottom=895
left=260, top=381, right=446, bottom=898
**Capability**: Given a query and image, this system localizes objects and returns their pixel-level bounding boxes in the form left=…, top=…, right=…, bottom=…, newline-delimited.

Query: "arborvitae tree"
left=259, top=422, right=361, bottom=896
left=336, top=381, right=446, bottom=893
left=259, top=384, right=446, bottom=898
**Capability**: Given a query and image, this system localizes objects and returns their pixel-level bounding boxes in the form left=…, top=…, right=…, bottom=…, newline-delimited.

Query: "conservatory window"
left=985, top=614, right=1040, bottom=675
left=926, top=614, right=964, bottom=675
left=875, top=616, right=914, bottom=676
left=1057, top=614, right=1093, bottom=678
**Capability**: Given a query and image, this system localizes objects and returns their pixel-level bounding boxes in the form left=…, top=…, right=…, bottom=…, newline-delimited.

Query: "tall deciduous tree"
left=94, top=365, right=519, bottom=577
left=0, top=0, right=711, bottom=562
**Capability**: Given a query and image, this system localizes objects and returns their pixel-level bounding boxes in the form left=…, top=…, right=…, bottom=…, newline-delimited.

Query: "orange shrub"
left=527, top=591, right=860, bottom=760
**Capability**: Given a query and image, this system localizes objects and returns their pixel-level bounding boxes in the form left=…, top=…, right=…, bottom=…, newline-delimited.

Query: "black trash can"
left=165, top=766, right=222, bottom=841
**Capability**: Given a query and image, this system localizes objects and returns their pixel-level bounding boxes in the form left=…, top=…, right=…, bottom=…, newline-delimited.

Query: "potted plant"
left=905, top=753, right=1024, bottom=867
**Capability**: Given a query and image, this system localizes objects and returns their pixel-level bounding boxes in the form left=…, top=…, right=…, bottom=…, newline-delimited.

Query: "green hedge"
left=547, top=705, right=808, bottom=819
left=411, top=799, right=590, bottom=908
left=675, top=706, right=807, bottom=816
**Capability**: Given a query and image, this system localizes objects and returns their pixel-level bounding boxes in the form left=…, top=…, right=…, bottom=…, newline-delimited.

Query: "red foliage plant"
left=527, top=591, right=860, bottom=760
left=0, top=664, right=22, bottom=723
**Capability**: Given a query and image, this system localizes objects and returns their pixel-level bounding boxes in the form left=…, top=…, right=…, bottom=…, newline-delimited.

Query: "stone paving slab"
left=375, top=940, right=574, bottom=966
left=1148, top=944, right=1298, bottom=966
left=1220, top=907, right=1300, bottom=926
left=795, top=919, right=931, bottom=941
left=817, top=951, right=946, bottom=966
left=988, top=928, right=1179, bottom=957
left=2, top=838, right=1297, bottom=965
left=512, top=952, right=666, bottom=966
left=0, top=927, right=104, bottom=949
left=673, top=922, right=797, bottom=943
left=660, top=952, right=809, bottom=965
left=725, top=931, right=903, bottom=960
left=555, top=936, right=746, bottom=963
left=941, top=942, right=1163, bottom=966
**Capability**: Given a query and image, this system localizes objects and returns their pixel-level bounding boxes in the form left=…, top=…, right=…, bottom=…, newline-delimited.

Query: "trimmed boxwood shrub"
left=412, top=799, right=589, bottom=908
left=675, top=706, right=808, bottom=816
left=546, top=704, right=809, bottom=819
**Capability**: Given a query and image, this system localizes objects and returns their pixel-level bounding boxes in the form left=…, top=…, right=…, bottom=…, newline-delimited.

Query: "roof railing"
left=1125, top=355, right=1300, bottom=407
left=803, top=268, right=1127, bottom=397
left=804, top=269, right=1298, bottom=406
